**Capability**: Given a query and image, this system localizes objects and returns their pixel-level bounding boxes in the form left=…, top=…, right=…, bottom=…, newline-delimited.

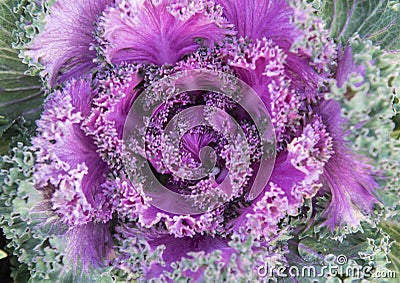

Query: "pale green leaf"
left=0, top=0, right=43, bottom=121
left=321, top=0, right=400, bottom=50
left=380, top=220, right=400, bottom=280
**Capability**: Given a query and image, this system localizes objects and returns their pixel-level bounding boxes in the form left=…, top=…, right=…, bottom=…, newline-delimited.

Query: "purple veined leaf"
left=216, top=0, right=336, bottom=101
left=100, top=0, right=234, bottom=66
left=215, top=0, right=298, bottom=48
left=67, top=222, right=113, bottom=268
left=24, top=0, right=114, bottom=87
left=313, top=99, right=378, bottom=231
left=32, top=78, right=113, bottom=243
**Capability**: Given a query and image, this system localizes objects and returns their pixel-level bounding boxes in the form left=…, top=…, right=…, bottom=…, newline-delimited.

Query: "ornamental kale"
left=1, top=0, right=400, bottom=282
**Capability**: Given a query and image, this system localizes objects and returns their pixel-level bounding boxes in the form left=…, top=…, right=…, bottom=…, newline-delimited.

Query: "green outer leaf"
left=285, top=223, right=396, bottom=283
left=380, top=220, right=400, bottom=280
left=0, top=144, right=65, bottom=282
left=320, top=0, right=400, bottom=50
left=0, top=0, right=43, bottom=121
left=0, top=115, right=36, bottom=154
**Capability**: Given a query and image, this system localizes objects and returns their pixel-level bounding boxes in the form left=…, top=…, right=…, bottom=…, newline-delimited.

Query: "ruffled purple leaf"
left=32, top=79, right=111, bottom=226
left=101, top=0, right=234, bottom=66
left=230, top=114, right=332, bottom=240
left=85, top=65, right=143, bottom=166
left=25, top=0, right=114, bottom=86
left=220, top=37, right=301, bottom=144
left=215, top=0, right=298, bottom=48
left=314, top=99, right=379, bottom=231
left=103, top=175, right=222, bottom=237
left=217, top=0, right=336, bottom=100
left=67, top=222, right=113, bottom=268
left=227, top=118, right=333, bottom=240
